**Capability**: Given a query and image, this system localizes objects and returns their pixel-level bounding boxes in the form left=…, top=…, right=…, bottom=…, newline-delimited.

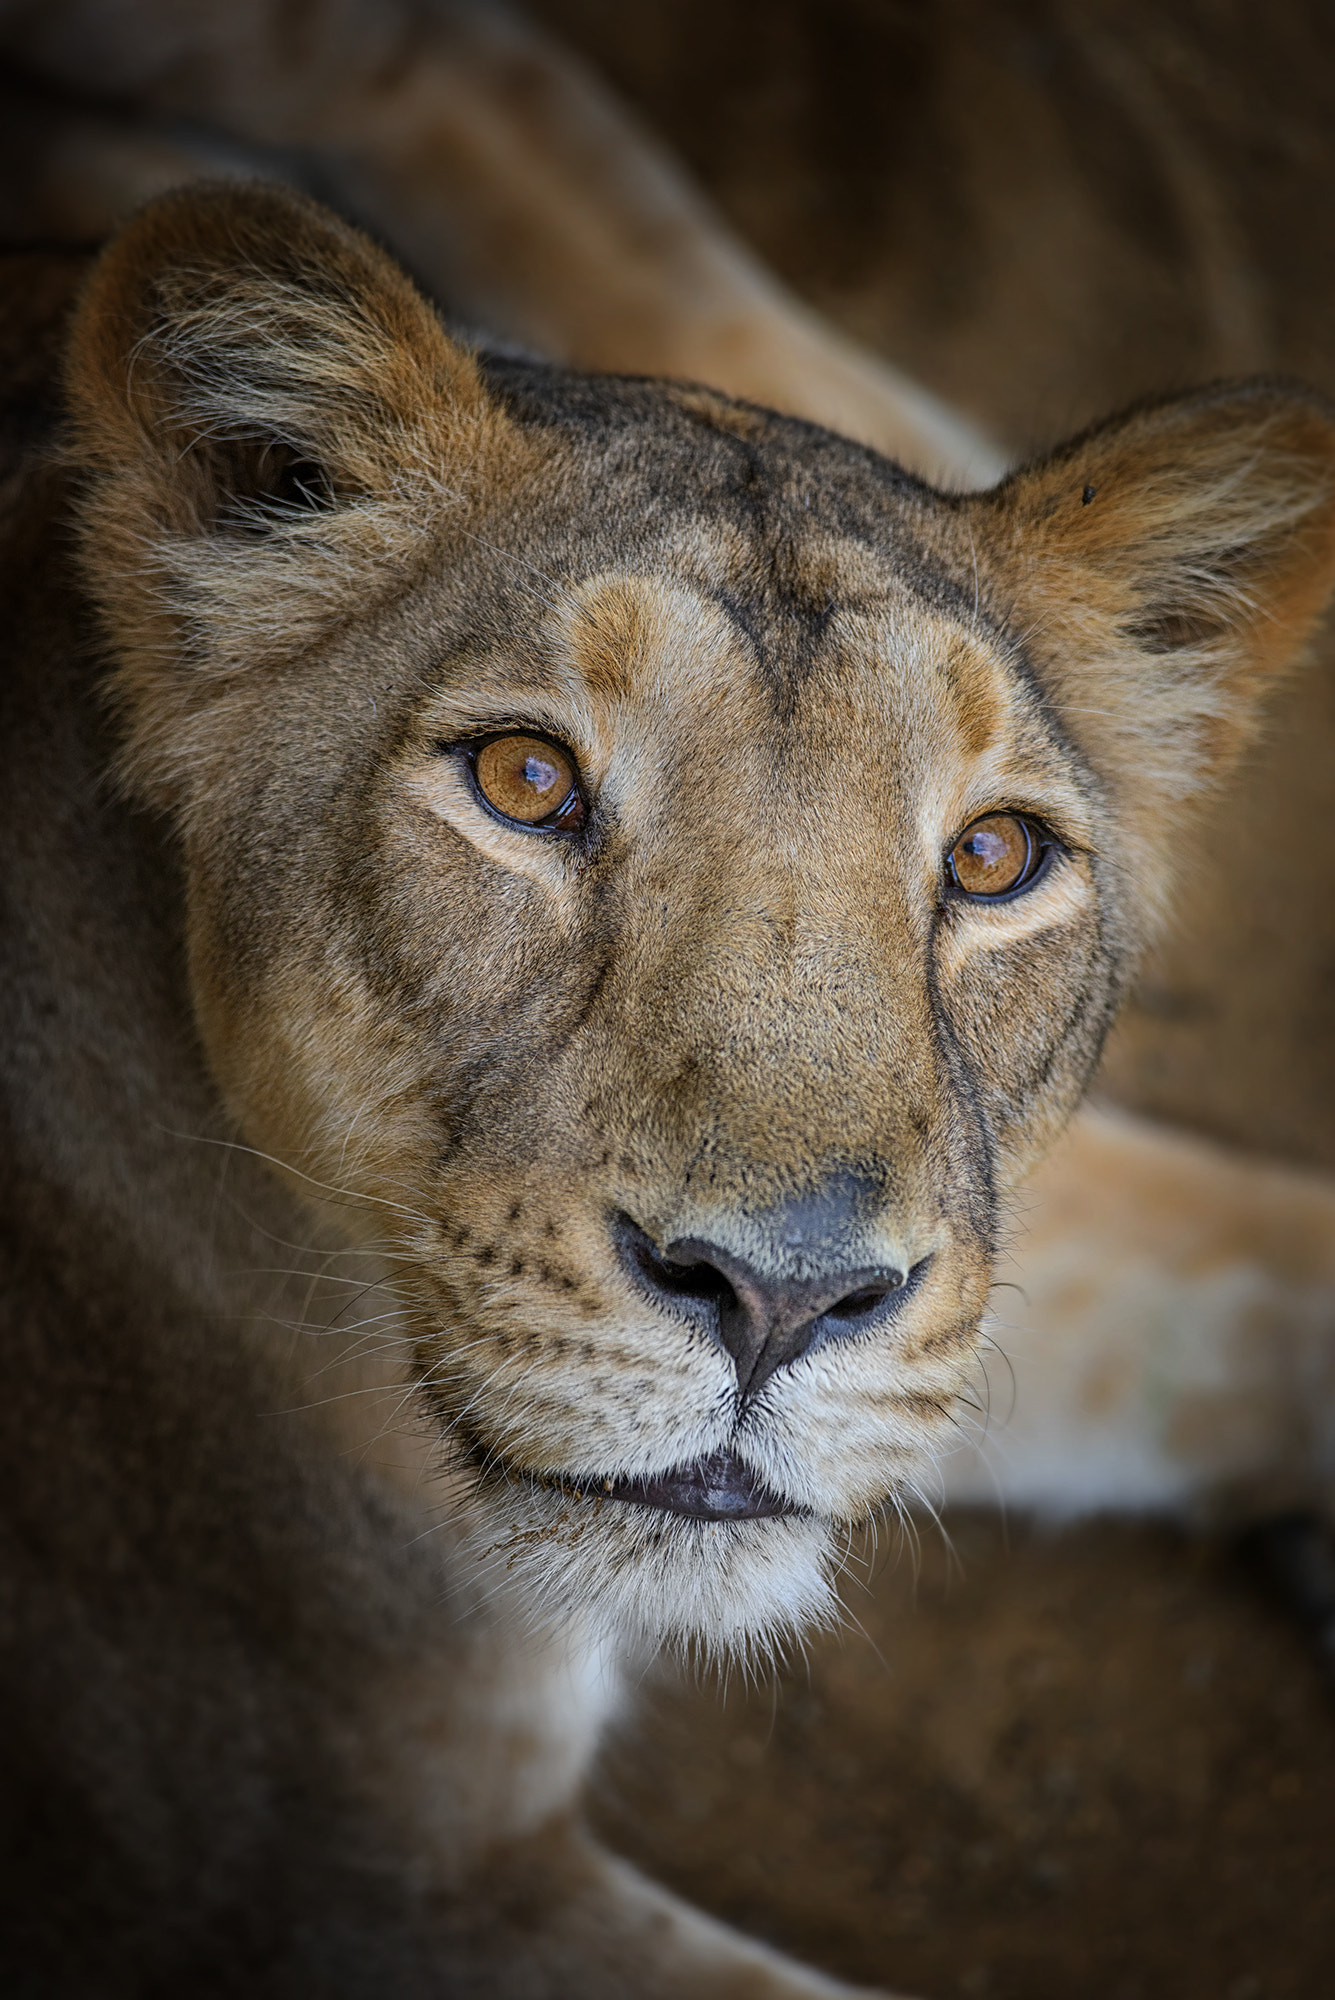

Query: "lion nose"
left=614, top=1215, right=918, bottom=1402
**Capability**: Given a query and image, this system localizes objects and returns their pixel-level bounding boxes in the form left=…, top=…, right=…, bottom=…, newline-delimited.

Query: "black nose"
left=614, top=1214, right=919, bottom=1402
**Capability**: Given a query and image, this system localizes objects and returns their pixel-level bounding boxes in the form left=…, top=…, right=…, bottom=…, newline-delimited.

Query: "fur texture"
left=63, top=185, right=1335, bottom=1657
left=5, top=31, right=1335, bottom=1996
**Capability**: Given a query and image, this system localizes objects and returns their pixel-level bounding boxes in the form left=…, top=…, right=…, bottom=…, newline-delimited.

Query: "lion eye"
left=946, top=812, right=1048, bottom=899
left=471, top=733, right=586, bottom=832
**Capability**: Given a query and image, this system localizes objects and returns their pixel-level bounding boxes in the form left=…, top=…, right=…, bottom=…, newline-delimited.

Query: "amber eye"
left=470, top=733, right=586, bottom=832
left=946, top=812, right=1049, bottom=900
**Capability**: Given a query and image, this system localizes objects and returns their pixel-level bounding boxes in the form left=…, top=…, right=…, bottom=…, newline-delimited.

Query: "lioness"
left=4, top=155, right=1335, bottom=1996
left=8, top=0, right=1335, bottom=1534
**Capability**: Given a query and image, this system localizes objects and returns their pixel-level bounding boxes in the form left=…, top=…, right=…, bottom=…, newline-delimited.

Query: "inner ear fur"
left=65, top=181, right=505, bottom=709
left=973, top=382, right=1335, bottom=901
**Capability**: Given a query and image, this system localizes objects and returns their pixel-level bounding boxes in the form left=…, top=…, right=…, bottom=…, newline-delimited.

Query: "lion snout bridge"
left=613, top=1212, right=923, bottom=1403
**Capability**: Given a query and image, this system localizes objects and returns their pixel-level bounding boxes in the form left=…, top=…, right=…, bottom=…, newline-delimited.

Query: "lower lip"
left=569, top=1449, right=796, bottom=1521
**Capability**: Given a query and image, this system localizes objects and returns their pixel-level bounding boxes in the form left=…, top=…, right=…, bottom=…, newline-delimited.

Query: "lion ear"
left=66, top=180, right=502, bottom=683
left=975, top=383, right=1335, bottom=885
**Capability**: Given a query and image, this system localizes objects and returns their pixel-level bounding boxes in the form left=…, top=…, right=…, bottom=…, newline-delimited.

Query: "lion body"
left=4, top=6, right=1335, bottom=1995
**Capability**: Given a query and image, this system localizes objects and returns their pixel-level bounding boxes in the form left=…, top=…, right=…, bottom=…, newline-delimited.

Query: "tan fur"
left=514, top=0, right=1335, bottom=1176
left=940, top=1108, right=1335, bottom=1517
left=6, top=3, right=1335, bottom=1990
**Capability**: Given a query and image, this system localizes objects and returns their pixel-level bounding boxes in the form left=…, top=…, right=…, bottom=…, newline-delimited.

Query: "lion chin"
left=460, top=1467, right=845, bottom=1666
left=445, top=1402, right=929, bottom=1662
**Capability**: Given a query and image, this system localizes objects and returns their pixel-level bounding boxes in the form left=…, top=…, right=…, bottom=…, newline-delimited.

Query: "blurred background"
left=534, top=0, right=1335, bottom=449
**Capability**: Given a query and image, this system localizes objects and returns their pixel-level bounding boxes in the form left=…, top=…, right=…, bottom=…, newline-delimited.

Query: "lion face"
left=66, top=185, right=1335, bottom=1654
left=166, top=427, right=1119, bottom=1657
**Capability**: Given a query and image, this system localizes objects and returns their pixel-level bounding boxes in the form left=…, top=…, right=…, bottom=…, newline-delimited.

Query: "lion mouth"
left=453, top=1418, right=800, bottom=1522
left=565, top=1449, right=796, bottom=1521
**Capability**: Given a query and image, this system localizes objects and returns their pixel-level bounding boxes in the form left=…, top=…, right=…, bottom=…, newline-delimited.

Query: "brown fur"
left=3, top=153, right=1335, bottom=1989
left=8, top=0, right=1335, bottom=1169
left=6, top=2, right=1335, bottom=1990
left=527, top=0, right=1335, bottom=1174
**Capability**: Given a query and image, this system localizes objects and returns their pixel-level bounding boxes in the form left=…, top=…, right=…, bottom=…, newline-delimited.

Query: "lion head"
left=64, top=183, right=1335, bottom=1657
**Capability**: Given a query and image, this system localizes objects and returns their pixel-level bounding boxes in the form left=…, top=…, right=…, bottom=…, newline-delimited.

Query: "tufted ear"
left=65, top=180, right=509, bottom=793
left=974, top=383, right=1335, bottom=918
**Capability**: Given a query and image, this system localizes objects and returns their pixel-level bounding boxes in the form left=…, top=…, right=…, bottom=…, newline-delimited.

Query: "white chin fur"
left=461, top=1477, right=842, bottom=1668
